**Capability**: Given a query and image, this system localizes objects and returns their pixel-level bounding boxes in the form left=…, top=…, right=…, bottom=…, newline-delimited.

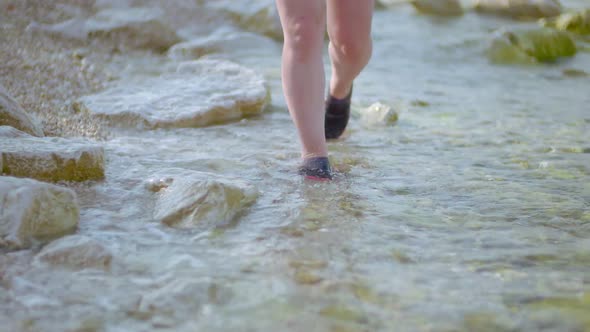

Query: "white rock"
left=204, top=0, right=283, bottom=40
left=168, top=27, right=277, bottom=61
left=473, top=0, right=562, bottom=18
left=35, top=235, right=113, bottom=271
left=0, top=126, right=30, bottom=138
left=359, top=102, right=399, bottom=128
left=412, top=0, right=463, bottom=16
left=0, top=85, right=44, bottom=137
left=148, top=169, right=258, bottom=229
left=0, top=136, right=105, bottom=182
left=81, top=59, right=269, bottom=129
left=0, top=176, right=79, bottom=249
left=27, top=7, right=180, bottom=51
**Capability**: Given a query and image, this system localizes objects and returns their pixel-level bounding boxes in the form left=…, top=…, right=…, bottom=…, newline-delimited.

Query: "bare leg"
left=327, top=0, right=374, bottom=99
left=276, top=0, right=327, bottom=159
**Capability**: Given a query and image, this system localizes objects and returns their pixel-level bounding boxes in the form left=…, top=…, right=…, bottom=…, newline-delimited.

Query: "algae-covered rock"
left=541, top=9, right=590, bottom=35
left=27, top=7, right=180, bottom=52
left=35, top=235, right=113, bottom=271
left=81, top=59, right=269, bottom=129
left=358, top=102, right=399, bottom=128
left=0, top=176, right=79, bottom=249
left=488, top=28, right=576, bottom=63
left=168, top=27, right=276, bottom=61
left=412, top=0, right=463, bottom=16
left=148, top=169, right=258, bottom=229
left=0, top=85, right=44, bottom=137
left=474, top=0, right=562, bottom=19
left=0, top=136, right=105, bottom=182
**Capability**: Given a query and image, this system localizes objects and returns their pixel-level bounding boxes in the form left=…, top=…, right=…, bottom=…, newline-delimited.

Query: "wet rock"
left=0, top=176, right=79, bottom=249
left=205, top=1, right=283, bottom=41
left=541, top=9, right=590, bottom=35
left=0, top=126, right=30, bottom=138
left=358, top=102, right=399, bottom=128
left=487, top=28, right=576, bottom=64
left=168, top=27, right=277, bottom=61
left=81, top=59, right=269, bottom=129
left=35, top=235, right=113, bottom=271
left=474, top=0, right=562, bottom=19
left=0, top=85, right=44, bottom=137
left=294, top=269, right=323, bottom=285
left=412, top=0, right=463, bottom=16
left=27, top=7, right=180, bottom=52
left=148, top=169, right=258, bottom=229
left=0, top=135, right=105, bottom=182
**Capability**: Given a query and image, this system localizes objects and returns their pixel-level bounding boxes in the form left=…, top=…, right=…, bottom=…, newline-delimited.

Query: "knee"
left=330, top=34, right=372, bottom=66
left=282, top=15, right=325, bottom=62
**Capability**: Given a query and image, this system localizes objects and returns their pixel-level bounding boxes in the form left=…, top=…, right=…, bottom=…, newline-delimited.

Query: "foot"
left=298, top=157, right=332, bottom=181
left=325, top=84, right=353, bottom=139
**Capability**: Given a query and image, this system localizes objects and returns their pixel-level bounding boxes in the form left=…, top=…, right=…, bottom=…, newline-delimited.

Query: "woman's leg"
left=327, top=0, right=374, bottom=99
left=276, top=0, right=327, bottom=159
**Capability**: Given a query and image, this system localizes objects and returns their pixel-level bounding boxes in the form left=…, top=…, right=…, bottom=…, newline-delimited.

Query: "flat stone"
left=81, top=59, right=269, bottom=129
left=412, top=0, right=463, bottom=16
left=147, top=169, right=258, bottom=229
left=0, top=135, right=105, bottom=182
left=0, top=176, right=79, bottom=249
left=35, top=235, right=113, bottom=271
left=27, top=7, right=180, bottom=52
left=205, top=1, right=283, bottom=41
left=474, top=0, right=562, bottom=19
left=0, top=85, right=44, bottom=137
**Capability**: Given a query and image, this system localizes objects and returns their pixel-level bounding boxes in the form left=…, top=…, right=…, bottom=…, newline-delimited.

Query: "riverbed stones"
left=487, top=28, right=576, bottom=63
left=474, top=0, right=562, bottom=19
left=0, top=176, right=79, bottom=249
left=0, top=85, right=44, bottom=137
left=148, top=169, right=258, bottom=229
left=541, top=9, right=590, bottom=35
left=34, top=235, right=113, bottom=271
left=412, top=0, right=463, bottom=16
left=359, top=102, right=399, bottom=128
left=81, top=59, right=269, bottom=129
left=0, top=135, right=105, bottom=182
left=27, top=7, right=180, bottom=52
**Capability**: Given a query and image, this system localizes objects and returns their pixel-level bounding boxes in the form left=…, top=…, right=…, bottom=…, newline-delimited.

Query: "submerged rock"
left=148, top=169, right=258, bottom=229
left=27, top=7, right=180, bottom=52
left=412, top=0, right=463, bottom=16
left=0, top=135, right=105, bottom=182
left=35, top=235, right=113, bottom=271
left=205, top=1, right=283, bottom=41
left=81, top=59, right=269, bottom=129
left=358, top=102, right=399, bottom=128
left=0, top=85, right=44, bottom=137
left=541, top=9, right=590, bottom=35
left=168, top=27, right=277, bottom=61
left=474, top=0, right=562, bottom=19
left=488, top=28, right=576, bottom=63
left=0, top=176, right=79, bottom=249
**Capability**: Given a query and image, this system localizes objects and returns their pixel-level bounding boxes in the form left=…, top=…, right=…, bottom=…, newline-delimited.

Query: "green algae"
left=541, top=9, right=590, bottom=35
left=489, top=28, right=577, bottom=64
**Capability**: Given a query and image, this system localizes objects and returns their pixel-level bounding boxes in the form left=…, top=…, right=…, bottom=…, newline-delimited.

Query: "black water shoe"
left=298, top=157, right=332, bottom=181
left=325, top=84, right=353, bottom=139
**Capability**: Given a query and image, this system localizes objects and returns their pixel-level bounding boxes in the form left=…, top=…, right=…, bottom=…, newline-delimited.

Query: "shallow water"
left=3, top=1, right=590, bottom=331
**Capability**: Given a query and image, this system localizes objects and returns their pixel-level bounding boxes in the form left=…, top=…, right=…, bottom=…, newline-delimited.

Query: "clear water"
left=2, top=2, right=590, bottom=331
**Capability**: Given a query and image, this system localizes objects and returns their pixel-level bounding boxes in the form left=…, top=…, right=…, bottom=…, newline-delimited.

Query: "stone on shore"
left=168, top=28, right=277, bottom=61
left=0, top=85, right=44, bottom=137
left=27, top=7, right=180, bottom=52
left=0, top=176, right=79, bottom=249
left=0, top=135, right=105, bottom=182
left=474, top=0, right=562, bottom=19
left=81, top=59, right=269, bottom=129
left=147, top=169, right=258, bottom=229
left=359, top=102, right=399, bottom=128
left=35, top=235, right=113, bottom=271
left=205, top=1, right=283, bottom=41
left=541, top=9, right=590, bottom=35
left=412, top=0, right=463, bottom=16
left=488, top=28, right=576, bottom=64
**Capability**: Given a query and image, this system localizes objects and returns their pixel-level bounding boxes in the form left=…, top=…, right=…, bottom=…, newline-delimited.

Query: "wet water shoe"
left=325, top=84, right=352, bottom=139
left=298, top=157, right=332, bottom=181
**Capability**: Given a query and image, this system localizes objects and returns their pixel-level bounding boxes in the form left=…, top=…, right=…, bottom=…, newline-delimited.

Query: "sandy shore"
left=0, top=0, right=113, bottom=139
